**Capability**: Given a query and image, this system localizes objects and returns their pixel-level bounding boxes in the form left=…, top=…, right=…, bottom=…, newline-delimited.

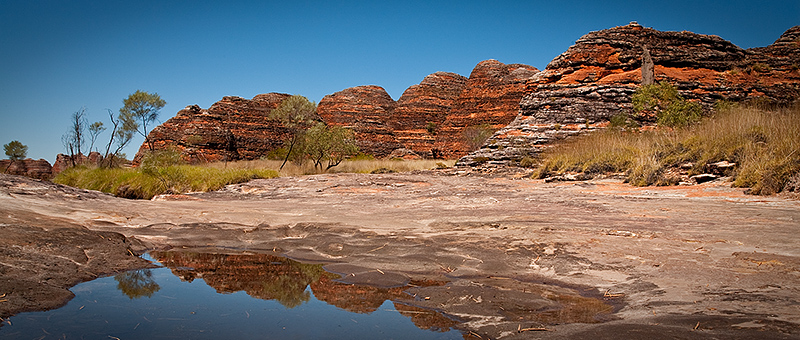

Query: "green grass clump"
left=54, top=165, right=279, bottom=199
left=535, top=103, right=800, bottom=194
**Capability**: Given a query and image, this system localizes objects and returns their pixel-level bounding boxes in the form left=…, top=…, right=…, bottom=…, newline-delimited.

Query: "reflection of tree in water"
left=114, top=269, right=161, bottom=299
left=257, top=261, right=329, bottom=308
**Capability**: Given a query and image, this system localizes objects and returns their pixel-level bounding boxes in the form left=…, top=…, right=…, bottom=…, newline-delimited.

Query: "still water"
left=0, top=252, right=462, bottom=339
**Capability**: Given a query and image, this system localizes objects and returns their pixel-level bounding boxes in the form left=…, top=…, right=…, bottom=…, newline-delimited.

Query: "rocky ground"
left=1, top=172, right=798, bottom=339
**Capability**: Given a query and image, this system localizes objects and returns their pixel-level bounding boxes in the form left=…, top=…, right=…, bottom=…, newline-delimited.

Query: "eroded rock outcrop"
left=318, top=61, right=538, bottom=159
left=434, top=60, right=539, bottom=159
left=0, top=159, right=53, bottom=180
left=52, top=152, right=103, bottom=174
left=459, top=23, right=800, bottom=167
left=316, top=85, right=403, bottom=157
left=392, top=72, right=467, bottom=158
left=133, top=93, right=293, bottom=163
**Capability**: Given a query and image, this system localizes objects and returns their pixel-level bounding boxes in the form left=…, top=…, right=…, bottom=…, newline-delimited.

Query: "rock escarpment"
left=52, top=152, right=103, bottom=174
left=318, top=61, right=538, bottom=158
left=392, top=72, right=467, bottom=158
left=133, top=93, right=293, bottom=163
left=0, top=159, right=53, bottom=180
left=316, top=85, right=404, bottom=158
left=135, top=24, right=798, bottom=166
left=434, top=60, right=538, bottom=159
left=459, top=23, right=800, bottom=167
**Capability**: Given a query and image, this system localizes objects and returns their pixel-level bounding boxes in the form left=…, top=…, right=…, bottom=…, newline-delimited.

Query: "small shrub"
left=519, top=156, right=536, bottom=168
left=609, top=112, right=640, bottom=130
left=751, top=63, right=772, bottom=73
left=462, top=124, right=497, bottom=151
left=632, top=81, right=702, bottom=128
left=349, top=153, right=376, bottom=161
left=426, top=122, right=437, bottom=135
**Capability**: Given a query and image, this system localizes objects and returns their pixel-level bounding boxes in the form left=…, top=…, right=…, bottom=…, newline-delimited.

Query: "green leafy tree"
left=4, top=140, right=27, bottom=161
left=120, top=90, right=166, bottom=151
left=88, top=121, right=105, bottom=153
left=4, top=140, right=28, bottom=173
left=102, top=108, right=137, bottom=167
left=270, top=95, right=320, bottom=169
left=632, top=81, right=702, bottom=128
left=302, top=123, right=359, bottom=170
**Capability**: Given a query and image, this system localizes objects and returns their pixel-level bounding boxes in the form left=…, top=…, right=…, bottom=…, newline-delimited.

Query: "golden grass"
left=534, top=103, right=800, bottom=194
left=209, top=158, right=455, bottom=176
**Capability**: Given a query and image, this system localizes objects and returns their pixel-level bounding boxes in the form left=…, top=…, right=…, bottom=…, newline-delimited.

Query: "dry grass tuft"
left=534, top=103, right=800, bottom=194
left=211, top=158, right=455, bottom=177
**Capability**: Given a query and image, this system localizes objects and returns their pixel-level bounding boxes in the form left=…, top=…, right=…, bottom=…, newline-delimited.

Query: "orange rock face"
left=316, top=85, right=403, bottom=158
left=133, top=93, right=293, bottom=164
left=459, top=23, right=800, bottom=167
left=392, top=72, right=467, bottom=158
left=434, top=60, right=538, bottom=158
left=317, top=61, right=538, bottom=159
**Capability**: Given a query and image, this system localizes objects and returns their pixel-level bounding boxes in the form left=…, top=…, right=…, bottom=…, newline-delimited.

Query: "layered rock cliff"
left=0, top=159, right=53, bottom=180
left=134, top=24, right=798, bottom=166
left=317, top=61, right=538, bottom=158
left=392, top=72, right=467, bottom=158
left=458, top=23, right=800, bottom=167
left=316, top=85, right=404, bottom=157
left=133, top=93, right=293, bottom=164
left=434, top=60, right=538, bottom=158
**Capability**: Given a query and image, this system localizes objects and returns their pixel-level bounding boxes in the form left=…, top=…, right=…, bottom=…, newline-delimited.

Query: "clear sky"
left=1, top=0, right=798, bottom=162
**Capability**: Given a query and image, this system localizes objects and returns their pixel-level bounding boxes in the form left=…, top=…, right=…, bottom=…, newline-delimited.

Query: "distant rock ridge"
left=316, top=85, right=404, bottom=158
left=133, top=24, right=798, bottom=167
left=1, top=158, right=53, bottom=180
left=318, top=60, right=538, bottom=158
left=458, top=23, right=800, bottom=167
left=132, top=93, right=293, bottom=164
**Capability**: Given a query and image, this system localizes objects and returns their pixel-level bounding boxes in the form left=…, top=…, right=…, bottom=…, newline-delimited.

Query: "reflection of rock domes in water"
left=149, top=251, right=457, bottom=332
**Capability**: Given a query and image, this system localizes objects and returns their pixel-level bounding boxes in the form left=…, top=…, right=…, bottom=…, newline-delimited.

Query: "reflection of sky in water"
left=0, top=254, right=461, bottom=339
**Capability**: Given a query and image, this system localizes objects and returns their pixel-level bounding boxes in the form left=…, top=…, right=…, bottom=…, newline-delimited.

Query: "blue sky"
left=1, top=0, right=798, bottom=162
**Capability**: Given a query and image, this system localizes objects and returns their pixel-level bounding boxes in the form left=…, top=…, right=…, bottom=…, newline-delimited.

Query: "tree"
left=62, top=107, right=88, bottom=165
left=632, top=81, right=702, bottom=128
left=302, top=123, right=359, bottom=170
left=101, top=108, right=137, bottom=167
left=119, top=90, right=166, bottom=151
left=88, top=121, right=105, bottom=153
left=3, top=140, right=28, bottom=173
left=270, top=95, right=320, bottom=169
left=4, top=140, right=27, bottom=161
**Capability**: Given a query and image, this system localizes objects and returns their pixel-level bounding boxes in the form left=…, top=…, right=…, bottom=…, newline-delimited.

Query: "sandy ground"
left=1, top=172, right=798, bottom=339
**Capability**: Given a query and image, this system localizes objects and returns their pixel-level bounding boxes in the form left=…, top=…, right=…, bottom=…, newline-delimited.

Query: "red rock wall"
left=317, top=62, right=538, bottom=159
left=434, top=60, right=538, bottom=159
left=316, top=85, right=404, bottom=158
left=458, top=23, right=800, bottom=167
left=133, top=93, right=292, bottom=164
left=1, top=159, right=53, bottom=180
left=52, top=152, right=103, bottom=174
left=392, top=72, right=467, bottom=158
